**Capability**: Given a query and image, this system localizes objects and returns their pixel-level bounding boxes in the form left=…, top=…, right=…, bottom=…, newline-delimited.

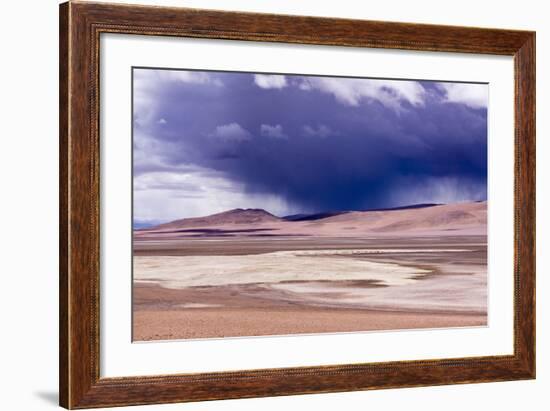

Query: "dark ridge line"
left=282, top=203, right=442, bottom=222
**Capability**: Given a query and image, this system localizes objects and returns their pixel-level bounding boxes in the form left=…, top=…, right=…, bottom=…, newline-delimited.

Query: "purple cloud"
left=133, top=68, right=487, bottom=219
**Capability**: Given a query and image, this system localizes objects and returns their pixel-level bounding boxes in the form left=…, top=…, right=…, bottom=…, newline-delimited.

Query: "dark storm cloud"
left=134, top=69, right=487, bottom=213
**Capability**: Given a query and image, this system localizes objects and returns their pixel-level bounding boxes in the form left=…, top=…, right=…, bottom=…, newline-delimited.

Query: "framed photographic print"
left=59, top=1, right=535, bottom=409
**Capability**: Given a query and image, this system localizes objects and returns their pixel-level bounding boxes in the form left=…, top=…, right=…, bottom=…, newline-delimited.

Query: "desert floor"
left=133, top=235, right=487, bottom=341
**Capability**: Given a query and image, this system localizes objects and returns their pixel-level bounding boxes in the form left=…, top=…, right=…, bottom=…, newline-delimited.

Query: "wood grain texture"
left=59, top=1, right=536, bottom=409
left=59, top=2, right=69, bottom=407
left=514, top=34, right=536, bottom=374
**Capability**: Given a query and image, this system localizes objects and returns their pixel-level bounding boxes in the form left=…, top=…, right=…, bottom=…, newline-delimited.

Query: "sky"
left=133, top=68, right=488, bottom=224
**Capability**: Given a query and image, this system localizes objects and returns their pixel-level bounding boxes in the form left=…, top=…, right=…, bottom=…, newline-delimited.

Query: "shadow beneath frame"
left=34, top=391, right=58, bottom=406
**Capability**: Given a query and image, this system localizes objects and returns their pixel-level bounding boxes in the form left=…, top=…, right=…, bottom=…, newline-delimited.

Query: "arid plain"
left=133, top=201, right=487, bottom=341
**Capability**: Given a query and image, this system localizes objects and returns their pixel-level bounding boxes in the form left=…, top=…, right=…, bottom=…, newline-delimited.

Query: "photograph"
left=132, top=68, right=489, bottom=341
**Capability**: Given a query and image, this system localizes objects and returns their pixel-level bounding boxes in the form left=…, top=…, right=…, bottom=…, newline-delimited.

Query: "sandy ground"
left=134, top=305, right=486, bottom=341
left=133, top=235, right=487, bottom=341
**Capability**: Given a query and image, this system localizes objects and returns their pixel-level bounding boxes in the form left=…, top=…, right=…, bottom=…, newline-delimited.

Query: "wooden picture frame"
left=59, top=1, right=535, bottom=408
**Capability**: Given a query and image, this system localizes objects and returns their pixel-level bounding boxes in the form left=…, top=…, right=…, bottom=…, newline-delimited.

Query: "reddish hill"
left=309, top=201, right=487, bottom=235
left=151, top=208, right=281, bottom=230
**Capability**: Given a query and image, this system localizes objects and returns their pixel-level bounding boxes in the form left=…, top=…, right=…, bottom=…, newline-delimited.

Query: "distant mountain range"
left=136, top=201, right=487, bottom=238
left=133, top=220, right=163, bottom=230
